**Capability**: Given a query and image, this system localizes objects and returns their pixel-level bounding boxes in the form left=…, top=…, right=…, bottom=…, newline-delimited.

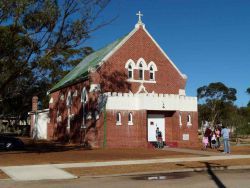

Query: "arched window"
left=128, top=112, right=133, bottom=125
left=56, top=110, right=62, bottom=123
left=149, top=66, right=155, bottom=80
left=179, top=112, right=182, bottom=126
left=187, top=114, right=192, bottom=126
left=139, top=62, right=144, bottom=80
left=116, top=112, right=121, bottom=125
left=128, top=64, right=133, bottom=79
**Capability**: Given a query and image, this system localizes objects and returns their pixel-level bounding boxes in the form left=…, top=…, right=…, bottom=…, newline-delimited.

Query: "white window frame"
left=179, top=112, right=182, bottom=127
left=56, top=110, right=62, bottom=123
left=138, top=62, right=144, bottom=80
left=116, top=112, right=122, bottom=125
left=149, top=66, right=155, bottom=80
left=128, top=112, right=133, bottom=125
left=128, top=64, right=133, bottom=79
left=60, top=94, right=64, bottom=101
left=187, top=114, right=192, bottom=126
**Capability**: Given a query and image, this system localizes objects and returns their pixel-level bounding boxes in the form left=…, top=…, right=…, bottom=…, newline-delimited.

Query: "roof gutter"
left=47, top=74, right=89, bottom=95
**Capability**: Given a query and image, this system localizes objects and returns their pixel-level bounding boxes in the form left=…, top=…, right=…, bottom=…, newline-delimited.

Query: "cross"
left=136, top=11, right=143, bottom=23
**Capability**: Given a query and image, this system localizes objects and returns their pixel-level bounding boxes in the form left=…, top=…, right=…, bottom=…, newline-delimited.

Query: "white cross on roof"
left=136, top=11, right=143, bottom=24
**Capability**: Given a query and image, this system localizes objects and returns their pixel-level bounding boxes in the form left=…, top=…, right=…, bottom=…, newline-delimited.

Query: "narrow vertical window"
left=149, top=66, right=155, bottom=80
left=128, top=112, right=133, bottom=125
left=128, top=64, right=133, bottom=79
left=187, top=114, right=192, bottom=126
left=139, top=62, right=144, bottom=80
left=116, top=112, right=121, bottom=125
left=179, top=112, right=182, bottom=126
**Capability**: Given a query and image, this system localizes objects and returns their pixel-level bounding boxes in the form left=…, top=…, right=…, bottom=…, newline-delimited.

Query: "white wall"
left=32, top=110, right=49, bottom=139
left=105, top=92, right=197, bottom=112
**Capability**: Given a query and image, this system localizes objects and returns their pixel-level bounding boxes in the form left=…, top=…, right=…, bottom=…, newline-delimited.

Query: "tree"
left=0, top=0, right=113, bottom=118
left=197, top=82, right=237, bottom=126
left=247, top=87, right=250, bottom=107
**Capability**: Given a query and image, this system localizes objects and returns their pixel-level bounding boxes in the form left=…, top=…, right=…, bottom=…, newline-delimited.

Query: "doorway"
left=147, top=114, right=165, bottom=142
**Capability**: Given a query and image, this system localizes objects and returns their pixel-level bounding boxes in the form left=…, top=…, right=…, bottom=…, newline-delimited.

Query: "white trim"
left=127, top=79, right=156, bottom=84
left=66, top=91, right=72, bottom=107
left=179, top=112, right=182, bottom=127
left=73, top=90, right=78, bottom=97
left=116, top=112, right=122, bottom=126
left=49, top=97, right=53, bottom=104
left=187, top=114, right=192, bottom=126
left=142, top=27, right=187, bottom=79
left=148, top=61, right=158, bottom=71
left=60, top=94, right=64, bottom=101
left=136, top=83, right=148, bottom=94
left=125, top=59, right=136, bottom=69
left=105, top=92, right=197, bottom=112
left=179, top=89, right=186, bottom=96
left=125, top=59, right=135, bottom=80
left=136, top=58, right=148, bottom=70
left=128, top=112, right=133, bottom=126
left=149, top=66, right=155, bottom=81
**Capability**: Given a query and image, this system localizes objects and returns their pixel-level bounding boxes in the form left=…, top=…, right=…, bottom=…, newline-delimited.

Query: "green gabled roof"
left=48, top=35, right=127, bottom=94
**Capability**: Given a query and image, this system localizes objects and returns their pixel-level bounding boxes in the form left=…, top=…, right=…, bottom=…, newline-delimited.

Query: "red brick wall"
left=171, top=111, right=199, bottom=148
left=48, top=81, right=90, bottom=142
left=46, top=26, right=198, bottom=148
left=91, top=26, right=186, bottom=94
left=104, top=110, right=199, bottom=148
left=105, top=110, right=148, bottom=148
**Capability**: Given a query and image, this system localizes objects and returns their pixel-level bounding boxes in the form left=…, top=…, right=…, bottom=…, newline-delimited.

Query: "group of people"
left=202, top=125, right=230, bottom=154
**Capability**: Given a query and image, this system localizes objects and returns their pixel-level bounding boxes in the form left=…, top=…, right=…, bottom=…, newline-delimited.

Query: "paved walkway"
left=1, top=148, right=250, bottom=181
left=1, top=165, right=77, bottom=181
left=163, top=147, right=224, bottom=156
left=54, top=154, right=250, bottom=168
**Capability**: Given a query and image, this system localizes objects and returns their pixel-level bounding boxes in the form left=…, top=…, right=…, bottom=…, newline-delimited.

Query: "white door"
left=34, top=112, right=48, bottom=139
left=147, top=114, right=165, bottom=142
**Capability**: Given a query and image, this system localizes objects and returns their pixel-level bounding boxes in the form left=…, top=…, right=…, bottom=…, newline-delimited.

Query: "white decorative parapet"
left=105, top=92, right=197, bottom=111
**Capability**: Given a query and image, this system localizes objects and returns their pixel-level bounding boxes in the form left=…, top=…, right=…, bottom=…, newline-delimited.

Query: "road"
left=1, top=169, right=250, bottom=188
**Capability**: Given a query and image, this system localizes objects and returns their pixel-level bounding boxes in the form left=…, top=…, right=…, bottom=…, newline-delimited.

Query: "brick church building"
left=42, top=12, right=198, bottom=148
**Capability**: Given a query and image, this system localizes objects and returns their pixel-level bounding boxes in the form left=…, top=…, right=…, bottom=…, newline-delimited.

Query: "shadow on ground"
left=0, top=137, right=90, bottom=154
left=175, top=162, right=227, bottom=188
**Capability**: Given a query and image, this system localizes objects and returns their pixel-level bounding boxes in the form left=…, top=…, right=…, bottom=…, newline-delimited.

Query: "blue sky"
left=85, top=0, right=250, bottom=106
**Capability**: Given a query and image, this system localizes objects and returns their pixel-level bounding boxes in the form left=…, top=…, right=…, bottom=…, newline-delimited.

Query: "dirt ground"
left=0, top=170, right=9, bottom=179
left=0, top=137, right=200, bottom=167
left=0, top=137, right=249, bottom=179
left=0, top=137, right=249, bottom=167
left=0, top=148, right=198, bottom=167
left=66, top=159, right=250, bottom=177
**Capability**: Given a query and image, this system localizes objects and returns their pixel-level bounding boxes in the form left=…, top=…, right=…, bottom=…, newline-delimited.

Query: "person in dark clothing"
left=204, top=127, right=212, bottom=148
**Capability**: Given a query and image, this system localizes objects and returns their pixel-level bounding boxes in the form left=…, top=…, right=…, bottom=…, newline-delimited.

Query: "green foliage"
left=197, top=82, right=237, bottom=125
left=198, top=83, right=250, bottom=135
left=247, top=87, right=250, bottom=107
left=0, top=0, right=111, bottom=119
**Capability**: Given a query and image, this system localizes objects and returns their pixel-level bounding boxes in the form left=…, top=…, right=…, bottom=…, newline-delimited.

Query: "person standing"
left=215, top=127, right=221, bottom=148
left=221, top=125, right=230, bottom=154
left=156, top=127, right=160, bottom=148
left=204, top=127, right=212, bottom=148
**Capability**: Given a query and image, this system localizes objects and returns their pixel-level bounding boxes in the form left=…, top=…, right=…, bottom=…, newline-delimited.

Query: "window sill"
left=127, top=79, right=156, bottom=84
left=128, top=122, right=133, bottom=126
left=116, top=122, right=122, bottom=126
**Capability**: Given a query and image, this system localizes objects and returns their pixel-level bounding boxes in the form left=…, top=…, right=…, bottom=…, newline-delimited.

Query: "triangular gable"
left=48, top=23, right=186, bottom=94
left=101, top=24, right=186, bottom=80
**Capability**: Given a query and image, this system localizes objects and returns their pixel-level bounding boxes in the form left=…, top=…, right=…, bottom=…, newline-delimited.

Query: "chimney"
left=32, top=96, right=38, bottom=112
